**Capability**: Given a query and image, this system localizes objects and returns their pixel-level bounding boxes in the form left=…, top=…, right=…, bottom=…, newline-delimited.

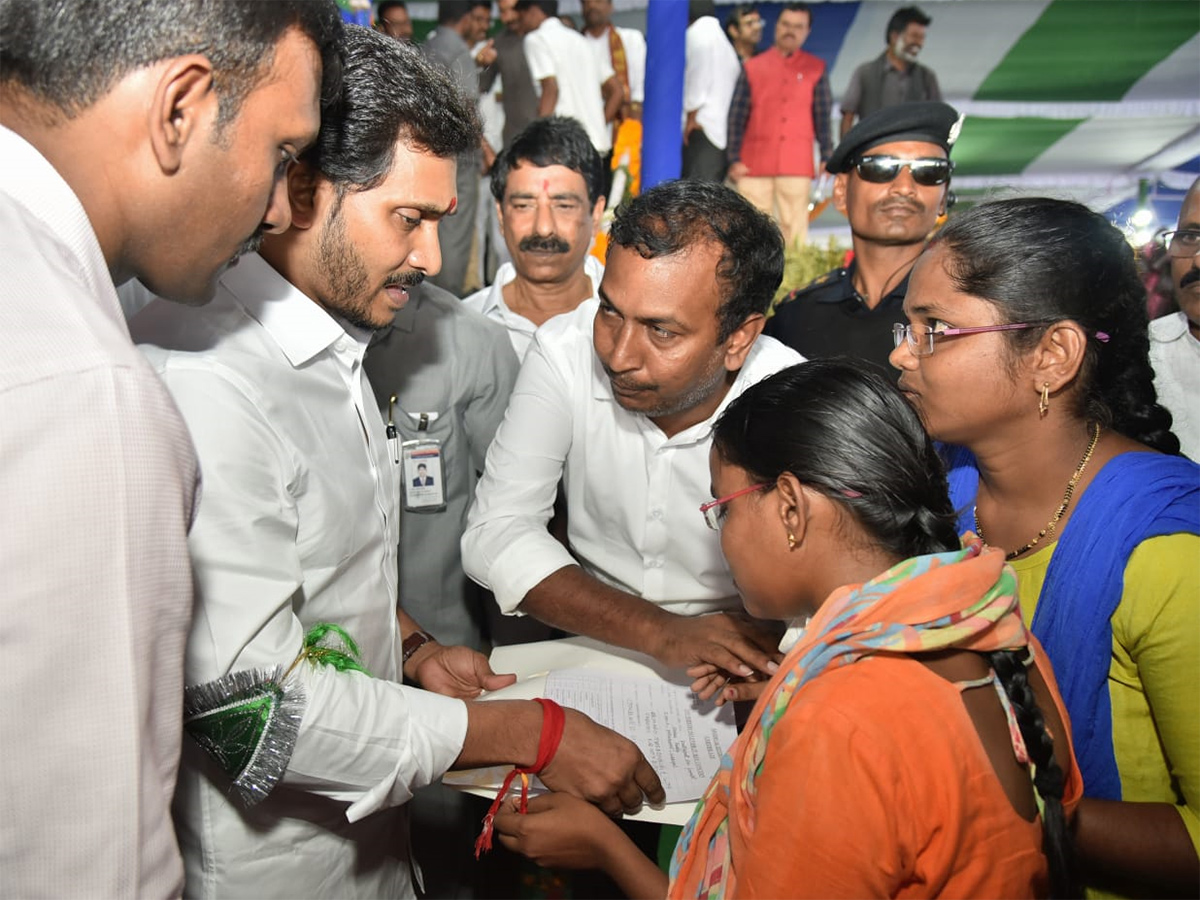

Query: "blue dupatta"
left=944, top=448, right=1200, bottom=799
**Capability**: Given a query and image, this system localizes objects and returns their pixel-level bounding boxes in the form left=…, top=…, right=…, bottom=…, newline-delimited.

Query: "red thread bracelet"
left=474, top=698, right=565, bottom=857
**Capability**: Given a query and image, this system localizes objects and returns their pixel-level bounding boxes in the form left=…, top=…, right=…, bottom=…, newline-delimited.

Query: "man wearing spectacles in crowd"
left=765, top=101, right=960, bottom=374
left=1148, top=176, right=1200, bottom=457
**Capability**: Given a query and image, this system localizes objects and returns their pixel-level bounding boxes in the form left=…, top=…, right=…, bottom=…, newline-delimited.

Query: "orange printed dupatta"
left=667, top=538, right=1030, bottom=899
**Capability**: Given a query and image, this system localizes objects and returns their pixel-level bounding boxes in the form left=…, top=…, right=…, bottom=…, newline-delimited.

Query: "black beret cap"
left=827, top=101, right=962, bottom=174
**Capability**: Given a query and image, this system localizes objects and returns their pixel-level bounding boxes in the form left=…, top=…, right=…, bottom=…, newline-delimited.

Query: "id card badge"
left=402, top=439, right=446, bottom=511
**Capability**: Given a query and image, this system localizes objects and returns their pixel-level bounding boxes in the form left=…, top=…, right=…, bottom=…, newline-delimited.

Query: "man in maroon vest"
left=726, top=2, right=832, bottom=249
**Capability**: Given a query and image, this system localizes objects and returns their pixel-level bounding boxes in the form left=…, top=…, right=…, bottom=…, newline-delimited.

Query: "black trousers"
left=681, top=129, right=727, bottom=182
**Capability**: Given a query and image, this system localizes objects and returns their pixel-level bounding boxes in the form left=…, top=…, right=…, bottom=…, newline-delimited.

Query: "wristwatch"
left=401, top=630, right=437, bottom=664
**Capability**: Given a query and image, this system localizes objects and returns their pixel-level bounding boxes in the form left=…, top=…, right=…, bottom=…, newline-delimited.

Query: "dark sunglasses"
left=853, top=155, right=954, bottom=187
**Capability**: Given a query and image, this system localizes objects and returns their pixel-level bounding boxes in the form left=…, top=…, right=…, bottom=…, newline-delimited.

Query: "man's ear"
left=831, top=172, right=850, bottom=215
left=286, top=161, right=322, bottom=230
left=722, top=312, right=767, bottom=371
left=147, top=54, right=218, bottom=175
left=590, top=194, right=606, bottom=232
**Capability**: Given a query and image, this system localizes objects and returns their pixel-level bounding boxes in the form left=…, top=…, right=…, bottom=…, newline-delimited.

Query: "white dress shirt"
left=461, top=255, right=605, bottom=360
left=583, top=25, right=647, bottom=104
left=132, top=253, right=468, bottom=900
left=684, top=15, right=744, bottom=150
left=0, top=125, right=197, bottom=898
left=462, top=298, right=804, bottom=618
left=524, top=16, right=615, bottom=153
left=1149, top=311, right=1200, bottom=459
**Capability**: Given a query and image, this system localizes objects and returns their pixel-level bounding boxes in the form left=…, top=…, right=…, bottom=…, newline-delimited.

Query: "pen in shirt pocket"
left=386, top=394, right=400, bottom=465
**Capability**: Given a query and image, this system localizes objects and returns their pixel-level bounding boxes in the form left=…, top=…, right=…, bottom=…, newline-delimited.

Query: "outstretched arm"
left=521, top=564, right=781, bottom=677
left=495, top=794, right=668, bottom=899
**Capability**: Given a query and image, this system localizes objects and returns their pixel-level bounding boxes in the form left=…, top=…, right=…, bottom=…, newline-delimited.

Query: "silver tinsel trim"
left=183, top=665, right=306, bottom=808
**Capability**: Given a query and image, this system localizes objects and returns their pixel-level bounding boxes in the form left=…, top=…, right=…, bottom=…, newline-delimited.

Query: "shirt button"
left=651, top=508, right=663, bottom=520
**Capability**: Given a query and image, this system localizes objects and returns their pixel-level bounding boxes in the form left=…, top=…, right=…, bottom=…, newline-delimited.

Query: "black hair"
left=988, top=648, right=1079, bottom=898
left=713, top=360, right=960, bottom=559
left=609, top=180, right=784, bottom=343
left=304, top=26, right=480, bottom=192
left=886, top=6, right=932, bottom=42
left=490, top=116, right=605, bottom=206
left=0, top=0, right=343, bottom=132
left=690, top=0, right=717, bottom=25
left=723, top=3, right=756, bottom=31
left=377, top=0, right=409, bottom=15
left=931, top=198, right=1181, bottom=455
left=515, top=0, right=558, bottom=17
left=780, top=2, right=812, bottom=25
left=714, top=359, right=1078, bottom=898
left=438, top=0, right=488, bottom=26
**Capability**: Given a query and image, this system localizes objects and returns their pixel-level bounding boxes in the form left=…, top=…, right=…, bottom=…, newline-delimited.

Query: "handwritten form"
left=545, top=668, right=737, bottom=802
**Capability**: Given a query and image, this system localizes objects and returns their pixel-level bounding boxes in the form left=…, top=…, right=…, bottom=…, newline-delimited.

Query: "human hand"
left=653, top=611, right=781, bottom=681
left=494, top=793, right=625, bottom=870
left=539, top=708, right=665, bottom=816
left=411, top=644, right=517, bottom=699
left=688, top=664, right=773, bottom=706
left=727, top=161, right=749, bottom=183
left=475, top=39, right=497, bottom=67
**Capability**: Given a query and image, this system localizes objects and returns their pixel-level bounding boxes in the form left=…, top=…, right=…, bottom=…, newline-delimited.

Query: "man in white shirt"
left=131, top=29, right=660, bottom=900
left=463, top=116, right=607, bottom=360
left=682, top=0, right=745, bottom=182
left=0, top=3, right=342, bottom=897
left=581, top=0, right=646, bottom=194
left=463, top=180, right=804, bottom=686
left=1150, top=177, right=1200, bottom=458
left=517, top=0, right=621, bottom=157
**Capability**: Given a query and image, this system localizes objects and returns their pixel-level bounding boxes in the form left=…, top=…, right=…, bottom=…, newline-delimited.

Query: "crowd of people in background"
left=1, top=0, right=1196, bottom=898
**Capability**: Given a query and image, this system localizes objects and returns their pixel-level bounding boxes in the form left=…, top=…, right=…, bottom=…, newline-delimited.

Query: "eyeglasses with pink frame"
left=699, top=483, right=771, bottom=530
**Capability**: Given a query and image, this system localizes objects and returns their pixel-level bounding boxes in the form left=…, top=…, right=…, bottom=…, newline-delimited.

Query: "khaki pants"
left=736, top=175, right=811, bottom=249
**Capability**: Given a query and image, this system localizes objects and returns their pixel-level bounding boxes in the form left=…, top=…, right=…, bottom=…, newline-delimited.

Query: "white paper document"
left=544, top=668, right=737, bottom=803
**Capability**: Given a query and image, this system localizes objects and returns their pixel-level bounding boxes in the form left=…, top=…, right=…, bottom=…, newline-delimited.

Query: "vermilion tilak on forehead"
left=542, top=179, right=549, bottom=193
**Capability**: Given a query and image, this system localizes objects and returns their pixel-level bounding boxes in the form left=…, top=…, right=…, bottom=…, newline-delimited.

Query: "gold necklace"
left=974, top=422, right=1102, bottom=561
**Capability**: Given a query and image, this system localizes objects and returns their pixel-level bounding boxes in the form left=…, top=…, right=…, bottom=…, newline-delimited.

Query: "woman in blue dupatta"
left=889, top=197, right=1199, bottom=896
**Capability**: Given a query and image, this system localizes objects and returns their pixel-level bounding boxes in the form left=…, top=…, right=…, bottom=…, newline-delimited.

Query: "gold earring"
left=787, top=531, right=797, bottom=551
left=1039, top=382, right=1051, bottom=418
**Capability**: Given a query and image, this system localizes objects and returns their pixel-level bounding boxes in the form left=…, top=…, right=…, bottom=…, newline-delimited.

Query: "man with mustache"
left=840, top=6, right=942, bottom=138
left=765, top=101, right=959, bottom=374
left=463, top=180, right=802, bottom=689
left=1149, top=176, right=1200, bottom=457
left=464, top=116, right=606, bottom=359
left=130, top=29, right=661, bottom=899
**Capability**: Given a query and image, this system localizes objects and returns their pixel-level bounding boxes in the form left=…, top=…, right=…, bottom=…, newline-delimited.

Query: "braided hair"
left=931, top=197, right=1180, bottom=454
left=713, top=359, right=1077, bottom=896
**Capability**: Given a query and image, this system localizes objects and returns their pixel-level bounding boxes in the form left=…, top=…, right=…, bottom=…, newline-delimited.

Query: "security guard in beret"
left=764, top=101, right=961, bottom=374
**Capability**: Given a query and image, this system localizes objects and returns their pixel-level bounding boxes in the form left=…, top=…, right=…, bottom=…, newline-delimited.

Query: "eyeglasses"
left=1160, top=229, right=1200, bottom=258
left=893, top=321, right=1111, bottom=357
left=699, top=483, right=770, bottom=530
left=853, top=155, right=954, bottom=187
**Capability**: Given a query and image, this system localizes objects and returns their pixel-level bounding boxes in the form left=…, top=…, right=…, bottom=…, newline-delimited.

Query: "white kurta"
left=462, top=297, right=804, bottom=617
left=461, top=255, right=605, bottom=360
left=132, top=253, right=468, bottom=900
left=523, top=16, right=616, bottom=153
left=0, top=126, right=197, bottom=898
left=1149, top=310, right=1200, bottom=459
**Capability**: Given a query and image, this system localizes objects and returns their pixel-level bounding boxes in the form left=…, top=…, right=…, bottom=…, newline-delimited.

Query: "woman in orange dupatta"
left=494, top=361, right=1082, bottom=898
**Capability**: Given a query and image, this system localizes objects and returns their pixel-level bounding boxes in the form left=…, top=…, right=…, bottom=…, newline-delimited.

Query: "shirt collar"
left=219, top=252, right=347, bottom=367
left=0, top=125, right=122, bottom=324
left=479, top=256, right=605, bottom=318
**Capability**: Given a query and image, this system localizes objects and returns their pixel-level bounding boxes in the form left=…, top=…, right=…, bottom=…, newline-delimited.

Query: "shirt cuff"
left=487, top=531, right=578, bottom=615
left=346, top=686, right=468, bottom=822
